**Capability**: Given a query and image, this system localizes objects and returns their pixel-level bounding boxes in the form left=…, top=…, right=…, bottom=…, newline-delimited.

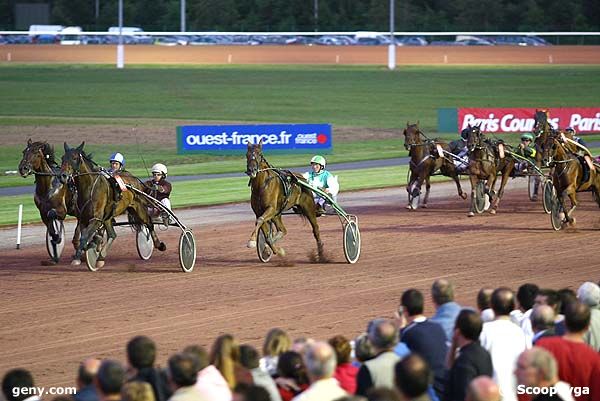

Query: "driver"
left=302, top=155, right=339, bottom=216
left=144, top=163, right=172, bottom=221
left=514, top=133, right=536, bottom=173
left=452, top=128, right=470, bottom=172
left=103, top=152, right=126, bottom=202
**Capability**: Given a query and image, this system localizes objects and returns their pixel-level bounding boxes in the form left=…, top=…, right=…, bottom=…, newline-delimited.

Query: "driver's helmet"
left=520, top=133, right=534, bottom=142
left=310, top=155, right=326, bottom=168
left=460, top=128, right=470, bottom=140
left=565, top=126, right=576, bottom=134
left=109, top=152, right=125, bottom=168
left=151, top=163, right=168, bottom=177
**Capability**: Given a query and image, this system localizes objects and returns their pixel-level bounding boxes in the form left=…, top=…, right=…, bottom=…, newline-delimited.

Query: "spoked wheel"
left=550, top=195, right=565, bottom=231
left=45, top=220, right=65, bottom=263
left=542, top=180, right=554, bottom=214
left=136, top=225, right=154, bottom=260
left=528, top=175, right=539, bottom=201
left=474, top=181, right=488, bottom=214
left=257, top=226, right=273, bottom=263
left=343, top=219, right=361, bottom=264
left=85, top=229, right=108, bottom=272
left=179, top=229, right=196, bottom=273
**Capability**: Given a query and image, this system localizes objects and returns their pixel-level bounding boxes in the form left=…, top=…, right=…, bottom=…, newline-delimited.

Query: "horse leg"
left=248, top=206, right=278, bottom=248
left=406, top=170, right=417, bottom=209
left=96, top=219, right=117, bottom=269
left=422, top=176, right=431, bottom=208
left=468, top=174, right=478, bottom=217
left=491, top=171, right=510, bottom=214
left=271, top=215, right=286, bottom=243
left=564, top=187, right=578, bottom=226
left=449, top=166, right=467, bottom=200
left=132, top=204, right=166, bottom=251
left=298, top=198, right=325, bottom=262
left=71, top=221, right=82, bottom=265
left=73, top=220, right=102, bottom=266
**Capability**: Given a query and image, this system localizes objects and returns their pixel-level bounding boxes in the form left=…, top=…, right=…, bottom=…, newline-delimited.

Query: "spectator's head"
left=262, top=328, right=291, bottom=357
left=366, top=387, right=400, bottom=401
left=491, top=287, right=515, bottom=316
left=303, top=341, right=337, bottom=382
left=210, top=334, right=240, bottom=389
left=431, top=279, right=455, bottom=307
left=328, top=335, right=352, bottom=365
left=182, top=345, right=209, bottom=371
left=577, top=282, right=600, bottom=307
left=454, top=309, right=483, bottom=343
left=477, top=288, right=493, bottom=311
left=534, top=289, right=561, bottom=314
left=516, top=283, right=539, bottom=311
left=564, top=301, right=591, bottom=334
left=232, top=383, right=271, bottom=401
left=394, top=355, right=430, bottom=400
left=354, top=333, right=375, bottom=363
left=465, top=376, right=501, bottom=401
left=558, top=288, right=577, bottom=315
left=291, top=337, right=314, bottom=354
left=239, top=344, right=260, bottom=370
left=515, top=348, right=558, bottom=387
left=121, top=381, right=156, bottom=401
left=77, top=358, right=101, bottom=389
left=95, top=360, right=125, bottom=398
left=367, top=318, right=398, bottom=352
left=530, top=305, right=555, bottom=333
left=2, top=368, right=35, bottom=401
left=276, top=351, right=309, bottom=385
left=167, top=353, right=199, bottom=389
left=126, top=336, right=156, bottom=370
left=400, top=289, right=424, bottom=317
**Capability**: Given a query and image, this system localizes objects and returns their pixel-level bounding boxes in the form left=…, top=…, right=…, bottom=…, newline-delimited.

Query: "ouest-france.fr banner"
left=177, top=124, right=332, bottom=154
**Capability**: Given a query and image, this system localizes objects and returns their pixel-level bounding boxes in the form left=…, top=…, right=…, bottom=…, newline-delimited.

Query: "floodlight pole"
left=314, top=0, right=318, bottom=32
left=388, top=0, right=396, bottom=70
left=117, top=0, right=124, bottom=69
left=181, top=0, right=186, bottom=32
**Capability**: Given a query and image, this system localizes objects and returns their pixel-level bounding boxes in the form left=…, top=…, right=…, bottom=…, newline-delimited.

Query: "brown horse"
left=403, top=123, right=467, bottom=209
left=542, top=134, right=600, bottom=227
left=18, top=139, right=81, bottom=264
left=59, top=142, right=165, bottom=269
left=245, top=141, right=325, bottom=261
left=465, top=124, right=516, bottom=216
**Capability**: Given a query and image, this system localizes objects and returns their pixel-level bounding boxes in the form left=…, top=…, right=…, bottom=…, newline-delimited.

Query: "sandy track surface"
left=1, top=180, right=599, bottom=388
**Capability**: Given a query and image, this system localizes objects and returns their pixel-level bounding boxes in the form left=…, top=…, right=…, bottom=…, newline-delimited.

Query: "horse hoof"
left=531, top=196, right=538, bottom=201
left=421, top=204, right=428, bottom=209
left=41, top=260, right=57, bottom=266
left=71, top=259, right=81, bottom=266
left=247, top=240, right=257, bottom=248
left=460, top=193, right=468, bottom=200
left=405, top=204, right=413, bottom=210
left=158, top=242, right=167, bottom=252
left=467, top=212, right=475, bottom=217
left=489, top=209, right=497, bottom=215
left=277, top=248, right=286, bottom=257
left=96, top=260, right=105, bottom=269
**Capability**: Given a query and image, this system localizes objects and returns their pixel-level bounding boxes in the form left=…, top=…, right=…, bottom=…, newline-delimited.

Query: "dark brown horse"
left=542, top=134, right=600, bottom=227
left=245, top=141, right=325, bottom=261
left=465, top=124, right=515, bottom=216
left=18, top=139, right=81, bottom=264
left=403, top=123, right=467, bottom=209
left=59, top=142, right=165, bottom=269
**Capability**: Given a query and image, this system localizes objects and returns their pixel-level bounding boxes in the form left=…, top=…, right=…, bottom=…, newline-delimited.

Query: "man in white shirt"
left=479, top=288, right=529, bottom=401
left=292, top=341, right=347, bottom=401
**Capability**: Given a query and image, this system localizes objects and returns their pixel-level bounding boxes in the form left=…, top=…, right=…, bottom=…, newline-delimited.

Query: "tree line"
left=1, top=0, right=599, bottom=34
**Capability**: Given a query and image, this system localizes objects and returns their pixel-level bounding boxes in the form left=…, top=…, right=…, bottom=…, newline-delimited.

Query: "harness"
left=250, top=157, right=297, bottom=218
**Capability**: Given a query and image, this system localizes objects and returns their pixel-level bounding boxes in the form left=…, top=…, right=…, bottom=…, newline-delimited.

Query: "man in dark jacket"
left=446, top=310, right=493, bottom=401
left=126, top=336, right=172, bottom=401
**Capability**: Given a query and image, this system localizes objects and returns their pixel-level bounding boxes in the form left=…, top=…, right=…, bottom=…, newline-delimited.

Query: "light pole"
left=314, top=0, right=318, bottom=32
left=117, top=0, right=124, bottom=68
left=388, top=0, right=396, bottom=70
left=181, top=0, right=186, bottom=32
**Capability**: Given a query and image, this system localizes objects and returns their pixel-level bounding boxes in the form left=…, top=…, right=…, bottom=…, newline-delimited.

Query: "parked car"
left=455, top=37, right=495, bottom=46
left=396, top=36, right=428, bottom=46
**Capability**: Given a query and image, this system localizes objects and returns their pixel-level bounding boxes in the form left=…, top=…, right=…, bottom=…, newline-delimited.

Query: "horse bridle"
left=404, top=127, right=430, bottom=150
left=21, top=144, right=57, bottom=177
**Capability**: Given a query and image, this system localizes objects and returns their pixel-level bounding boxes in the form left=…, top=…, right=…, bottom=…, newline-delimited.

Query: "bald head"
left=77, top=358, right=101, bottom=387
left=304, top=341, right=337, bottom=381
left=394, top=354, right=430, bottom=399
left=432, top=279, right=455, bottom=306
left=368, top=318, right=398, bottom=351
left=516, top=348, right=558, bottom=387
left=466, top=376, right=501, bottom=401
left=491, top=287, right=515, bottom=316
left=531, top=305, right=555, bottom=333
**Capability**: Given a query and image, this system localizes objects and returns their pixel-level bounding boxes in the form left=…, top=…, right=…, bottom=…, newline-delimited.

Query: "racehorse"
left=245, top=141, right=325, bottom=261
left=403, top=122, right=467, bottom=209
left=465, top=124, right=516, bottom=216
left=59, top=142, right=165, bottom=269
left=542, top=134, right=600, bottom=227
left=18, top=139, right=81, bottom=264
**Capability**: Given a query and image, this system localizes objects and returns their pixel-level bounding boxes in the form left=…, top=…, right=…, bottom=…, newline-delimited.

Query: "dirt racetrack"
left=1, top=181, right=600, bottom=388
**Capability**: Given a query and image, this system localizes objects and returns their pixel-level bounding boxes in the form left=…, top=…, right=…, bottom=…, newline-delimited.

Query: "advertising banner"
left=457, top=108, right=600, bottom=133
left=177, top=124, right=332, bottom=154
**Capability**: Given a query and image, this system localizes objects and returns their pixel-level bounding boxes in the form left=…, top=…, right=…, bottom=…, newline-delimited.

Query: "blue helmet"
left=109, top=152, right=125, bottom=167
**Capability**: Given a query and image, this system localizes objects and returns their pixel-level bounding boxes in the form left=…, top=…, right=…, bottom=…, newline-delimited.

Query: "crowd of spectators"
left=3, top=280, right=600, bottom=401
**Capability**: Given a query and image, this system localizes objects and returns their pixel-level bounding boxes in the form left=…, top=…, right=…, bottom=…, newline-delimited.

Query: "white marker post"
left=16, top=204, right=23, bottom=249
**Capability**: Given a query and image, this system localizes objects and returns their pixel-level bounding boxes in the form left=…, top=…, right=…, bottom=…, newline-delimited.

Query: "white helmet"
left=151, top=163, right=168, bottom=176
left=109, top=152, right=125, bottom=167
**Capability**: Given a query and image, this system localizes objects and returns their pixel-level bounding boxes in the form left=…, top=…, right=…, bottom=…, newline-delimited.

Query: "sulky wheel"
left=528, top=175, right=539, bottom=201
left=45, top=220, right=65, bottom=263
left=343, top=220, right=361, bottom=264
left=257, top=226, right=273, bottom=263
left=136, top=224, right=154, bottom=260
left=178, top=229, right=196, bottom=273
left=474, top=181, right=487, bottom=214
left=85, top=229, right=107, bottom=272
left=550, top=195, right=565, bottom=231
left=542, top=180, right=554, bottom=215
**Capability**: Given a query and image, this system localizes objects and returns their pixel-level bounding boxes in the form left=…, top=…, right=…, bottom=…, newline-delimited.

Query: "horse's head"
left=60, top=141, right=86, bottom=184
left=19, top=138, right=55, bottom=177
left=533, top=109, right=550, bottom=138
left=403, top=121, right=423, bottom=150
left=245, top=140, right=265, bottom=178
left=465, top=124, right=483, bottom=152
